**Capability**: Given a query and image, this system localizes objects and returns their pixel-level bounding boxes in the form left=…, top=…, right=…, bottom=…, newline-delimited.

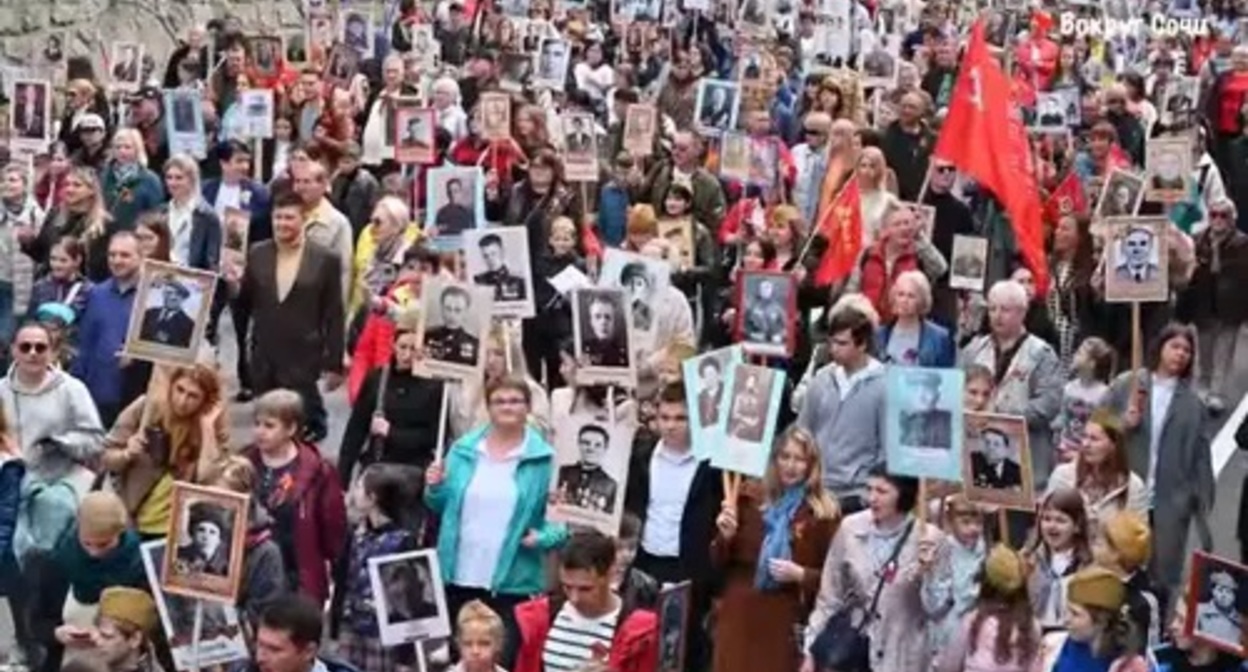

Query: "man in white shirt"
left=624, top=382, right=721, bottom=672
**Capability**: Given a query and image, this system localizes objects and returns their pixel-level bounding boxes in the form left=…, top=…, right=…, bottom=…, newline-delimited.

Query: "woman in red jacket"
left=514, top=530, right=657, bottom=672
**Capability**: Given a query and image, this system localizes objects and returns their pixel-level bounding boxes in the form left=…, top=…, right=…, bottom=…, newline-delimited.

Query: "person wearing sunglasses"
left=1181, top=199, right=1248, bottom=414
left=0, top=320, right=104, bottom=487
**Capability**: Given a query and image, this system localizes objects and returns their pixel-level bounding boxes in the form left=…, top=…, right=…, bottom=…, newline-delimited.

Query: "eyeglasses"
left=17, top=342, right=49, bottom=354
left=1211, top=210, right=1233, bottom=220
left=935, top=166, right=956, bottom=173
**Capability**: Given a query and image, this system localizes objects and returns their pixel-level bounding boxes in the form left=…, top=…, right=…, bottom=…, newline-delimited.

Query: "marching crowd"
left=1, top=0, right=1248, bottom=671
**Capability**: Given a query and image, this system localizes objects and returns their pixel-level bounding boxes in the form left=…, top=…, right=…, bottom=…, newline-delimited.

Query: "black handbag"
left=809, top=520, right=915, bottom=672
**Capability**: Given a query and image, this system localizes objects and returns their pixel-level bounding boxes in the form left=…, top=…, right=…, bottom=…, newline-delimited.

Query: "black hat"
left=187, top=501, right=229, bottom=534
left=129, top=86, right=161, bottom=103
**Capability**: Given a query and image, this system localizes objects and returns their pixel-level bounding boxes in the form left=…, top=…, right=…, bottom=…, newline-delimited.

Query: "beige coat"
left=804, top=510, right=945, bottom=672
left=1045, top=461, right=1148, bottom=533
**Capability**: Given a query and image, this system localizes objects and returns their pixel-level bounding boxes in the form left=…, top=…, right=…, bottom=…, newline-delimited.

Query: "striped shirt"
left=540, top=601, right=621, bottom=672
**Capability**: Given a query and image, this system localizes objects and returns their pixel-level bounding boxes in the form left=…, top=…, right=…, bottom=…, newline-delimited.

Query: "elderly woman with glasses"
left=425, top=377, right=567, bottom=669
left=1177, top=199, right=1248, bottom=412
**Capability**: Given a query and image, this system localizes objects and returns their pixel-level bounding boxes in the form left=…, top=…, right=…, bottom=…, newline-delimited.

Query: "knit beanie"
left=1067, top=567, right=1127, bottom=612
left=1103, top=511, right=1151, bottom=570
left=78, top=491, right=129, bottom=539
left=99, top=587, right=159, bottom=635
left=983, top=544, right=1026, bottom=595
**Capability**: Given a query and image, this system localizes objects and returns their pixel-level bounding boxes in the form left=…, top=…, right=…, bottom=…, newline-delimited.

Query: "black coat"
left=337, top=366, right=446, bottom=484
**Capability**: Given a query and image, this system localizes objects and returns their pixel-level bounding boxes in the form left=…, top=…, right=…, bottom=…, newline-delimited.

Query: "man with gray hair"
left=959, top=279, right=1062, bottom=487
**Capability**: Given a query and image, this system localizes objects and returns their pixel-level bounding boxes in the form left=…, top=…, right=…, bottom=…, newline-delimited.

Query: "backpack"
left=12, top=474, right=80, bottom=567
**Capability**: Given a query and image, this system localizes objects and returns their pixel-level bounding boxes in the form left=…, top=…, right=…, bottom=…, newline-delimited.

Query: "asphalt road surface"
left=2, top=319, right=1248, bottom=659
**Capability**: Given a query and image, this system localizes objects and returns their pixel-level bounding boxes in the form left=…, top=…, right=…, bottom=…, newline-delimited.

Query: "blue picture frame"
left=682, top=345, right=744, bottom=460
left=884, top=366, right=964, bottom=482
left=424, top=166, right=486, bottom=251
left=711, top=362, right=786, bottom=478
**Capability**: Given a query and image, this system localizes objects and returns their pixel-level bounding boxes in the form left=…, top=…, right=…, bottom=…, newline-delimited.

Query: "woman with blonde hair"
left=100, top=128, right=164, bottom=232
left=712, top=426, right=840, bottom=672
left=351, top=195, right=420, bottom=317
left=24, top=166, right=114, bottom=280
left=99, top=364, right=229, bottom=537
left=856, top=146, right=900, bottom=245
left=160, top=153, right=222, bottom=270
left=431, top=77, right=468, bottom=141
left=448, top=320, right=550, bottom=440
left=877, top=270, right=956, bottom=367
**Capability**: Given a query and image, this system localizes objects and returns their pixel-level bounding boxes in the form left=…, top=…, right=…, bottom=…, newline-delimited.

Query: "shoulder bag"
left=809, top=520, right=915, bottom=672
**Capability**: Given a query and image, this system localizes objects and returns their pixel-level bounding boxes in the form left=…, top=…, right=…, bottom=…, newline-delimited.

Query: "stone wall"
left=0, top=0, right=313, bottom=75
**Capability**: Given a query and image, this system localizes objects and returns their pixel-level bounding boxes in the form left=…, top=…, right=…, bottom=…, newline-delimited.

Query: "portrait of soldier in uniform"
left=970, top=426, right=1023, bottom=490
left=423, top=285, right=480, bottom=366
left=575, top=290, right=629, bottom=369
left=139, top=279, right=198, bottom=348
left=1113, top=225, right=1161, bottom=284
left=1194, top=568, right=1244, bottom=647
left=555, top=423, right=619, bottom=513
left=472, top=233, right=527, bottom=302
left=898, top=370, right=953, bottom=450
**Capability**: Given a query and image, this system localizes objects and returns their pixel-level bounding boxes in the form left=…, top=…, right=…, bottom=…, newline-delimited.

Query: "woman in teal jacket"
left=100, top=128, right=165, bottom=234
left=424, top=376, right=567, bottom=668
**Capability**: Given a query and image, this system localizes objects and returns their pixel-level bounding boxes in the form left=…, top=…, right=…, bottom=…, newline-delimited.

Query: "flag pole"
left=796, top=168, right=859, bottom=267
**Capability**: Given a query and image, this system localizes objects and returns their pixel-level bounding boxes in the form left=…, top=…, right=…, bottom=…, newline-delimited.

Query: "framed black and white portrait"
left=124, top=261, right=216, bottom=367
left=949, top=235, right=989, bottom=291
left=858, top=35, right=899, bottom=89
left=111, top=42, right=144, bottom=90
left=549, top=407, right=635, bottom=535
left=499, top=52, right=533, bottom=93
left=886, top=367, right=964, bottom=481
left=623, top=104, right=657, bottom=156
left=249, top=36, right=283, bottom=78
left=1033, top=91, right=1070, bottom=133
left=599, top=248, right=671, bottom=346
left=1094, top=169, right=1144, bottom=219
left=394, top=107, right=436, bottom=164
left=682, top=345, right=744, bottom=459
left=963, top=413, right=1034, bottom=511
left=713, top=363, right=785, bottom=478
left=571, top=287, right=635, bottom=387
left=341, top=9, right=375, bottom=59
left=463, top=227, right=535, bottom=319
left=657, top=581, right=692, bottom=672
left=164, top=89, right=208, bottom=158
left=322, top=44, right=360, bottom=88
left=1185, top=552, right=1248, bottom=656
left=162, top=483, right=250, bottom=603
left=424, top=166, right=485, bottom=249
left=534, top=38, right=571, bottom=89
left=368, top=550, right=451, bottom=646
left=141, top=539, right=249, bottom=669
left=1102, top=217, right=1170, bottom=303
left=561, top=113, right=598, bottom=182
left=480, top=91, right=512, bottom=142
left=9, top=80, right=50, bottom=147
left=1160, top=76, right=1197, bottom=130
left=735, top=271, right=796, bottom=358
left=1144, top=137, right=1192, bottom=203
left=695, top=79, right=740, bottom=136
left=417, top=277, right=492, bottom=381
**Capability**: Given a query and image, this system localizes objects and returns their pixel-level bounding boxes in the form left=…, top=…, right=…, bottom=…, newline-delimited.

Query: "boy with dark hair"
left=796, top=307, right=887, bottom=514
left=513, top=531, right=657, bottom=672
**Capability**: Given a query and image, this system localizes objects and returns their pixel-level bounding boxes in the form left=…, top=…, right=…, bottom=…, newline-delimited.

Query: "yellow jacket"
left=351, top=225, right=421, bottom=317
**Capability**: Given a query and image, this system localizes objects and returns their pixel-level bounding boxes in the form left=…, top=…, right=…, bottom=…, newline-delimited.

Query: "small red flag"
left=813, top=178, right=863, bottom=286
left=582, top=222, right=603, bottom=258
left=1045, top=171, right=1088, bottom=224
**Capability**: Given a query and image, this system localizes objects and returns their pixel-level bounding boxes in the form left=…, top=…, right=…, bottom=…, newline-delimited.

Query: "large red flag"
left=813, top=178, right=863, bottom=286
left=934, top=20, right=1049, bottom=291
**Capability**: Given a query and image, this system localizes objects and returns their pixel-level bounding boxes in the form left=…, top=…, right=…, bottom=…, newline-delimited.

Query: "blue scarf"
left=754, top=485, right=805, bottom=591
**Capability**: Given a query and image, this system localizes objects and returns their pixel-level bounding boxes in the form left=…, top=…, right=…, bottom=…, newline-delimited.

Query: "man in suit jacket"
left=624, top=382, right=722, bottom=672
left=139, top=280, right=197, bottom=348
left=970, top=427, right=1022, bottom=489
left=232, top=192, right=345, bottom=442
left=204, top=139, right=272, bottom=400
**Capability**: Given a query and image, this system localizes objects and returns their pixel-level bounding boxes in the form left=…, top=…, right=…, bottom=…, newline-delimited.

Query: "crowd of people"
left=0, top=0, right=1247, bottom=671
